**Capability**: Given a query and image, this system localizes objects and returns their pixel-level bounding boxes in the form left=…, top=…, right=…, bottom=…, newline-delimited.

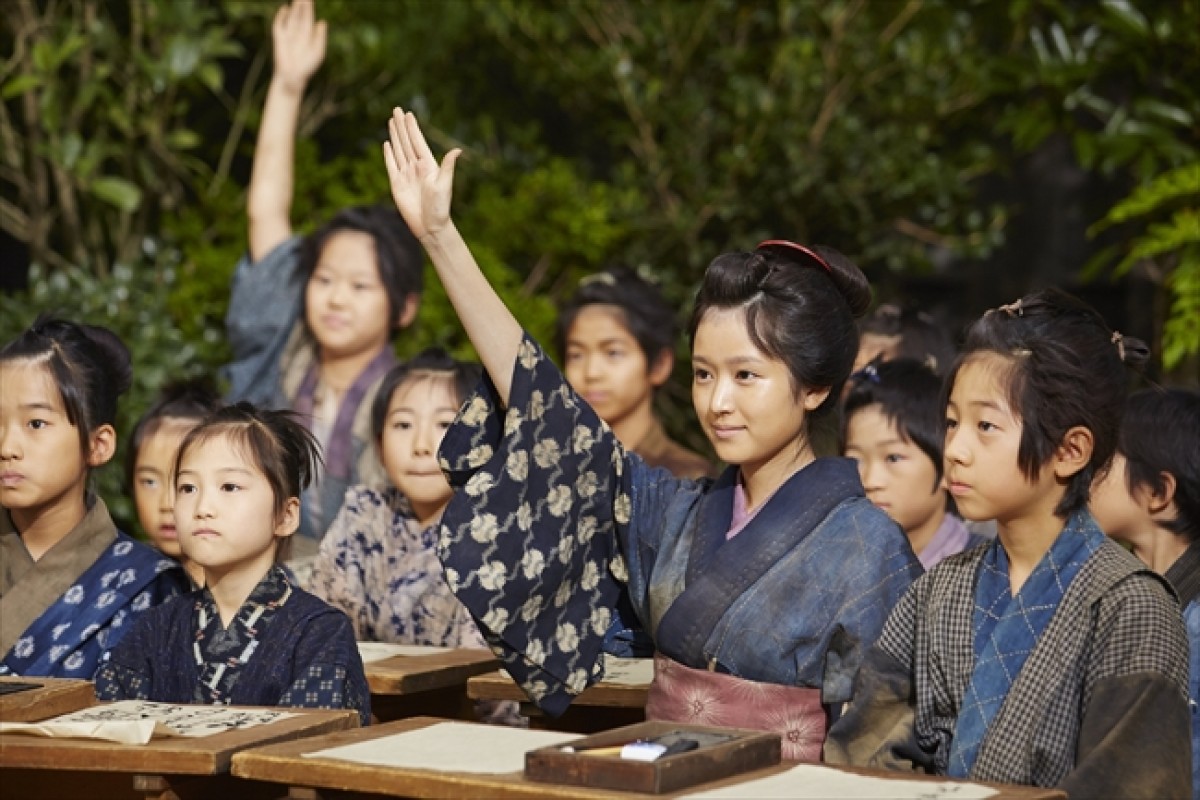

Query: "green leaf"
left=1, top=74, right=41, bottom=99
left=166, top=129, right=201, bottom=150
left=166, top=36, right=202, bottom=78
left=1101, top=0, right=1150, bottom=37
left=90, top=176, right=143, bottom=213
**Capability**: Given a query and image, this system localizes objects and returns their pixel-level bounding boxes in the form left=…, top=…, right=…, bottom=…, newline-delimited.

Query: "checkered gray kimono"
left=826, top=528, right=1192, bottom=798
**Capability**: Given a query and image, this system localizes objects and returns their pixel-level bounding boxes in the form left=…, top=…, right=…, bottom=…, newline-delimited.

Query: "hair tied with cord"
left=755, top=240, right=832, bottom=275
left=1111, top=330, right=1125, bottom=362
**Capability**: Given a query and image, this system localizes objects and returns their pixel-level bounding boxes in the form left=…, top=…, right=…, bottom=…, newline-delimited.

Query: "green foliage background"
left=2, top=0, right=1198, bottom=531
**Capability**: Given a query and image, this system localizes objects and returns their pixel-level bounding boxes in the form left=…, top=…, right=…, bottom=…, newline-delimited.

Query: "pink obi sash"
left=644, top=653, right=829, bottom=761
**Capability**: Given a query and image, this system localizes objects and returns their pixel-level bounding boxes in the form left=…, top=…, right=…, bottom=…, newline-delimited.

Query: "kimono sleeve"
left=222, top=236, right=304, bottom=405
left=93, top=603, right=168, bottom=700
left=824, top=583, right=934, bottom=773
left=278, top=608, right=372, bottom=726
left=307, top=486, right=374, bottom=639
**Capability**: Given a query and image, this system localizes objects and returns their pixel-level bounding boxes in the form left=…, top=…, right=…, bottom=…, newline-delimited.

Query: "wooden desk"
left=0, top=676, right=95, bottom=722
left=231, top=716, right=1066, bottom=800
left=364, top=647, right=498, bottom=722
left=0, top=704, right=358, bottom=800
left=468, top=668, right=647, bottom=733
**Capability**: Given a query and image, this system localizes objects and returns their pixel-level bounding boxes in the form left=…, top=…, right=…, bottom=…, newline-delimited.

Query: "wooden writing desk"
left=363, top=647, right=498, bottom=722
left=468, top=667, right=647, bottom=733
left=0, top=704, right=357, bottom=800
left=0, top=676, right=95, bottom=722
left=231, top=716, right=1065, bottom=800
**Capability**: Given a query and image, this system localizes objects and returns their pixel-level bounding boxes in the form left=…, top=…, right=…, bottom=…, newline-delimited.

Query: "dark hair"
left=945, top=288, right=1148, bottom=517
left=175, top=403, right=322, bottom=524
left=555, top=267, right=678, bottom=368
left=1117, top=388, right=1200, bottom=543
left=0, top=315, right=132, bottom=457
left=371, top=348, right=483, bottom=441
left=859, top=303, right=958, bottom=375
left=298, top=204, right=424, bottom=335
left=843, top=358, right=946, bottom=489
left=125, top=378, right=223, bottom=491
left=689, top=241, right=870, bottom=427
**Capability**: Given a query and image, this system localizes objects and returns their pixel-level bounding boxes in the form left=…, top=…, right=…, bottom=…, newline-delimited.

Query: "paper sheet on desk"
left=682, top=764, right=997, bottom=799
left=497, top=655, right=654, bottom=686
left=355, top=642, right=453, bottom=663
left=0, top=700, right=295, bottom=744
left=303, top=721, right=577, bottom=773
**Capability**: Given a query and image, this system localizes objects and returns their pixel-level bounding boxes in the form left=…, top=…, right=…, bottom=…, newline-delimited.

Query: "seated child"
left=127, top=380, right=223, bottom=587
left=224, top=0, right=422, bottom=550
left=558, top=268, right=715, bottom=480
left=1, top=317, right=186, bottom=678
left=1090, top=387, right=1200, bottom=797
left=843, top=358, right=981, bottom=569
left=826, top=291, right=1190, bottom=797
left=95, top=404, right=370, bottom=725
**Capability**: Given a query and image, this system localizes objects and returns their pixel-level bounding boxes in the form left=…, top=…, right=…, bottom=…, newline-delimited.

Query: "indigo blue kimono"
left=0, top=500, right=186, bottom=679
left=437, top=336, right=922, bottom=718
left=95, top=566, right=371, bottom=726
left=1164, top=541, right=1200, bottom=799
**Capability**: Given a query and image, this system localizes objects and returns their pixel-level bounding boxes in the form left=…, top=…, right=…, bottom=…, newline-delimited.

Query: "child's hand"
left=271, top=0, right=327, bottom=92
left=383, top=108, right=461, bottom=241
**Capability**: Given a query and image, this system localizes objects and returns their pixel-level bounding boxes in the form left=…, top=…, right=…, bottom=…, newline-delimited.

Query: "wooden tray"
left=525, top=720, right=780, bottom=794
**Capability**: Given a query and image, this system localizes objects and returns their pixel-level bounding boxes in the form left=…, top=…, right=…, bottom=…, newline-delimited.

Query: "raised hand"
left=271, top=0, right=327, bottom=92
left=383, top=108, right=461, bottom=241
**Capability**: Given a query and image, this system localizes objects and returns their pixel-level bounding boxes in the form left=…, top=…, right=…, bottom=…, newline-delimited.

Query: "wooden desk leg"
left=133, top=773, right=286, bottom=800
left=133, top=775, right=178, bottom=800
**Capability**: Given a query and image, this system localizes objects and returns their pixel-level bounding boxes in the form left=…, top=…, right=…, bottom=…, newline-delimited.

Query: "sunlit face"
left=304, top=230, right=393, bottom=360
left=1089, top=453, right=1150, bottom=541
left=943, top=354, right=1057, bottom=525
left=175, top=435, right=297, bottom=581
left=845, top=404, right=945, bottom=545
left=380, top=375, right=459, bottom=526
left=0, top=361, right=91, bottom=521
left=692, top=307, right=823, bottom=488
left=133, top=419, right=195, bottom=558
left=563, top=305, right=663, bottom=430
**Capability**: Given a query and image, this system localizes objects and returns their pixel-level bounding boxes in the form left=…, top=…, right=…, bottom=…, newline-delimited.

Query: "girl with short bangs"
left=96, top=404, right=370, bottom=725
left=0, top=317, right=186, bottom=678
left=381, top=109, right=920, bottom=759
left=827, top=289, right=1190, bottom=798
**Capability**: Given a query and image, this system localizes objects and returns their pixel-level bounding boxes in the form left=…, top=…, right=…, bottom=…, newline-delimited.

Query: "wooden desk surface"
left=232, top=716, right=1065, bottom=800
left=467, top=669, right=648, bottom=709
left=0, top=705, right=357, bottom=775
left=364, top=648, right=498, bottom=696
left=0, top=676, right=95, bottom=722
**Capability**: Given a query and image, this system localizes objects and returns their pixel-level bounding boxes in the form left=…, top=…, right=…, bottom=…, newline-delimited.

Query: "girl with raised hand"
left=382, top=109, right=920, bottom=759
left=0, top=317, right=187, bottom=678
left=127, top=379, right=223, bottom=587
left=826, top=291, right=1191, bottom=798
left=224, top=0, right=423, bottom=551
left=95, top=404, right=370, bottom=725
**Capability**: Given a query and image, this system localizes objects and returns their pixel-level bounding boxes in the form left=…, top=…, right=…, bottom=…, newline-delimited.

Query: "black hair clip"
left=851, top=363, right=881, bottom=384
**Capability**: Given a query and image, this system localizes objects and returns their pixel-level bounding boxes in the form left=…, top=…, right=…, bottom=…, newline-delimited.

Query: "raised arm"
left=247, top=0, right=327, bottom=262
left=383, top=108, right=523, bottom=403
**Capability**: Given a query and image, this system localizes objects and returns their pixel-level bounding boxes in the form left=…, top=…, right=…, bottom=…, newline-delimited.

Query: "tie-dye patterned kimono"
left=825, top=514, right=1191, bottom=799
left=0, top=500, right=186, bottom=678
left=437, top=336, right=921, bottom=752
left=95, top=566, right=370, bottom=726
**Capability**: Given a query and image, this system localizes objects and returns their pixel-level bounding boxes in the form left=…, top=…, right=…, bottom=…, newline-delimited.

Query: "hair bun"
left=1117, top=333, right=1150, bottom=370
left=79, top=323, right=133, bottom=396
left=811, top=245, right=871, bottom=318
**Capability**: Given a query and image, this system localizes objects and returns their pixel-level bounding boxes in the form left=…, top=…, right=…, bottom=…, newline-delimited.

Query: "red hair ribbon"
left=755, top=240, right=832, bottom=274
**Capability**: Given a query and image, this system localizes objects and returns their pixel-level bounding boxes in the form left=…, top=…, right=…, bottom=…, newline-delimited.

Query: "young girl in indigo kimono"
left=1090, top=387, right=1200, bottom=797
left=95, top=404, right=371, bottom=725
left=224, top=0, right=423, bottom=550
left=0, top=317, right=186, bottom=678
left=127, top=380, right=223, bottom=588
left=382, top=109, right=921, bottom=759
left=825, top=291, right=1191, bottom=798
left=843, top=358, right=983, bottom=569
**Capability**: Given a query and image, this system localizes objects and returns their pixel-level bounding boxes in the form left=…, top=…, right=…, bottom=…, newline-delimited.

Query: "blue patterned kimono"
left=437, top=336, right=921, bottom=717
left=95, top=566, right=370, bottom=726
left=0, top=500, right=186, bottom=678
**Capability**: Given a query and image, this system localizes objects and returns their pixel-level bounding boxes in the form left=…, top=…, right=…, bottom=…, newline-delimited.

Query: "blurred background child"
left=854, top=302, right=958, bottom=376
left=1090, top=387, right=1200, bottom=798
left=127, top=379, right=223, bottom=587
left=223, top=0, right=423, bottom=552
left=557, top=267, right=714, bottom=480
left=95, top=404, right=370, bottom=725
left=1, top=317, right=185, bottom=678
left=843, top=358, right=981, bottom=569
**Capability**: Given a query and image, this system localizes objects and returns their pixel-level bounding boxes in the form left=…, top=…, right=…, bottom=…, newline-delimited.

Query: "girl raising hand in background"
left=383, top=109, right=919, bottom=759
